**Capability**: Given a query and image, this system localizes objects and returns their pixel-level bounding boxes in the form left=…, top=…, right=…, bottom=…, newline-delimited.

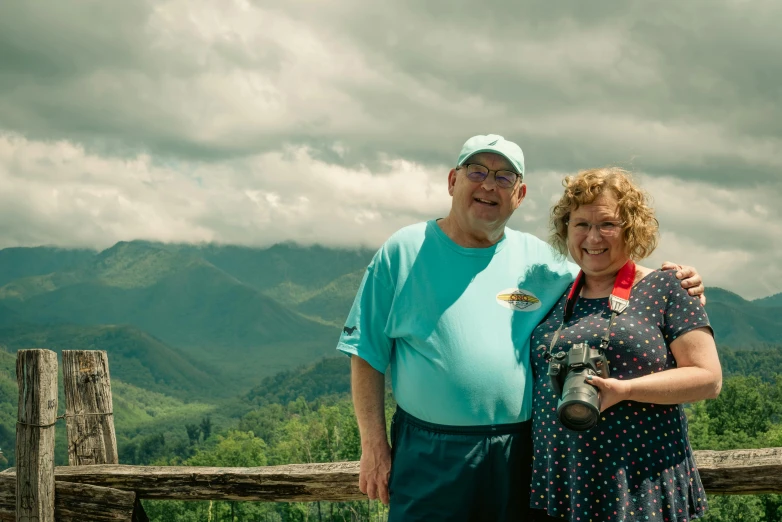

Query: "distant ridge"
left=0, top=241, right=366, bottom=392
left=753, top=292, right=782, bottom=308
left=0, top=323, right=220, bottom=398
left=0, top=246, right=95, bottom=287
left=705, top=286, right=782, bottom=347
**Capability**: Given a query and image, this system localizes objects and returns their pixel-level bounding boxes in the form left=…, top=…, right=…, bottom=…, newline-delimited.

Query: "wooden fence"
left=1, top=349, right=782, bottom=521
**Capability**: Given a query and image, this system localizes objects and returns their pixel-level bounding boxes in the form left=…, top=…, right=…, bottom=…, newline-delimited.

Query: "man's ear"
left=447, top=168, right=457, bottom=196
left=513, top=182, right=527, bottom=209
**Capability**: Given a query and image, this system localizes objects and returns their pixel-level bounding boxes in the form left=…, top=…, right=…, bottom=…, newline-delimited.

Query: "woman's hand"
left=585, top=375, right=632, bottom=412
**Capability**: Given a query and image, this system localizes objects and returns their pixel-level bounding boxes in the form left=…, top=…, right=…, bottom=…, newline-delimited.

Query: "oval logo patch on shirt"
left=496, top=288, right=542, bottom=311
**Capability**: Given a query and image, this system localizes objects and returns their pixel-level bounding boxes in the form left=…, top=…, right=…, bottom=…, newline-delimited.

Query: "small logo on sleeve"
left=343, top=325, right=358, bottom=335
left=496, top=288, right=541, bottom=311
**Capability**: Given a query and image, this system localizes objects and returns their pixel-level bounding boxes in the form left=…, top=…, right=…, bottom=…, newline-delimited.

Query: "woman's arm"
left=587, top=327, right=722, bottom=411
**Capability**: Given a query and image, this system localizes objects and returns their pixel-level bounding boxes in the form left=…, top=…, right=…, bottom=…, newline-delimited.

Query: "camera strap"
left=543, top=260, right=636, bottom=361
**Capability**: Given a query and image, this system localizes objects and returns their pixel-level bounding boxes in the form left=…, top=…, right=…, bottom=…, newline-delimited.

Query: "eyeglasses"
left=566, top=220, right=626, bottom=237
left=458, top=163, right=521, bottom=189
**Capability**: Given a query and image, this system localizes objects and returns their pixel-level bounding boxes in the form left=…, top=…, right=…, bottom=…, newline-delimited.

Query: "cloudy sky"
left=0, top=1, right=780, bottom=299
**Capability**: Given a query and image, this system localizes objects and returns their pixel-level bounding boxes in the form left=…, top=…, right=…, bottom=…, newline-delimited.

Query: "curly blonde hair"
left=550, top=167, right=659, bottom=260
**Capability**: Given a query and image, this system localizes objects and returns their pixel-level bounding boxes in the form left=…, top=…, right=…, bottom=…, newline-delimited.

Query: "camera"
left=547, top=342, right=610, bottom=430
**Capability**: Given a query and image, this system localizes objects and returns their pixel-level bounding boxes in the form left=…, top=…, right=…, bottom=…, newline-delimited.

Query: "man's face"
left=447, top=152, right=527, bottom=236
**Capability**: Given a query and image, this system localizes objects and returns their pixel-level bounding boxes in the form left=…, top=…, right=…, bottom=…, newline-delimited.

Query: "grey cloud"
left=278, top=0, right=782, bottom=180
left=1, top=0, right=779, bottom=180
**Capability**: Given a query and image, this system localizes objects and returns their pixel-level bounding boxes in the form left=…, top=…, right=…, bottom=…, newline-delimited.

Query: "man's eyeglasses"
left=566, top=220, right=626, bottom=237
left=458, top=163, right=521, bottom=189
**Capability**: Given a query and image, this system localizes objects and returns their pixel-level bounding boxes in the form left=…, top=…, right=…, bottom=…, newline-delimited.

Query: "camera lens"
left=560, top=402, right=598, bottom=430
left=556, top=369, right=601, bottom=430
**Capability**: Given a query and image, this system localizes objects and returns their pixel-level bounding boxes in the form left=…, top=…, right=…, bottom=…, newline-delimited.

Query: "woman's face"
left=567, top=193, right=630, bottom=278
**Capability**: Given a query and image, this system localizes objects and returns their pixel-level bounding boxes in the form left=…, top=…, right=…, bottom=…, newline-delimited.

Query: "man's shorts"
left=388, top=407, right=532, bottom=522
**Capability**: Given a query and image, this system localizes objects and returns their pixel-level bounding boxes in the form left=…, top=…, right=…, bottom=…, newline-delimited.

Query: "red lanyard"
left=544, top=260, right=636, bottom=360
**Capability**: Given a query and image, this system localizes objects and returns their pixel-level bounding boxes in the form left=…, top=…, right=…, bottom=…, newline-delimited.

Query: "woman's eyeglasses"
left=566, top=220, right=626, bottom=237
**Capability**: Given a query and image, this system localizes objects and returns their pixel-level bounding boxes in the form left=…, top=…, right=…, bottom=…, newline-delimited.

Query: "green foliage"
left=706, top=376, right=780, bottom=439
left=187, top=430, right=267, bottom=467
left=238, top=397, right=363, bottom=465
left=200, top=415, right=213, bottom=441
left=245, top=356, right=352, bottom=406
left=687, top=375, right=782, bottom=521
left=144, top=395, right=389, bottom=521
left=719, top=344, right=782, bottom=382
left=703, top=494, right=767, bottom=521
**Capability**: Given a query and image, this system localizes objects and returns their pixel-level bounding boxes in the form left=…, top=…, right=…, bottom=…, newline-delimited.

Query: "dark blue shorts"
left=388, top=407, right=532, bottom=522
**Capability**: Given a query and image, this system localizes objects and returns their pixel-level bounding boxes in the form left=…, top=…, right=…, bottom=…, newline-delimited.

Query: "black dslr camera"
left=547, top=343, right=610, bottom=430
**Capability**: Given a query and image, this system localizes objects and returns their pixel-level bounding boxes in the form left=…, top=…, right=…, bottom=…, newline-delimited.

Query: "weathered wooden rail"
left=1, top=349, right=782, bottom=521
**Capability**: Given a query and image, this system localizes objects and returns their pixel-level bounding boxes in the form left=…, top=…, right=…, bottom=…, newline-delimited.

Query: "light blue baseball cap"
left=456, top=134, right=525, bottom=178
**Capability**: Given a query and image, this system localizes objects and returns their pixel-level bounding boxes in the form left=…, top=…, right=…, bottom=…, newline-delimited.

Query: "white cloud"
left=0, top=132, right=450, bottom=249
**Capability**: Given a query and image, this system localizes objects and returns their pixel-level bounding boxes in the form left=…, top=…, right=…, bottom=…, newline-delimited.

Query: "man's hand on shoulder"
left=661, top=261, right=706, bottom=306
left=359, top=440, right=392, bottom=505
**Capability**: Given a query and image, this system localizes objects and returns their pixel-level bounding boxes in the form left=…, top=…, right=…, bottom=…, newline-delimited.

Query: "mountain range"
left=0, top=241, right=779, bottom=397
left=0, top=241, right=374, bottom=393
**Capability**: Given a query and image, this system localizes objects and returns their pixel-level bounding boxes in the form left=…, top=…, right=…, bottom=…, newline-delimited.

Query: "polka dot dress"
left=530, top=270, right=711, bottom=522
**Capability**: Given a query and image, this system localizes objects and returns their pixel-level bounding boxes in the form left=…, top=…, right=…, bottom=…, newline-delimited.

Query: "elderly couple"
left=337, top=134, right=722, bottom=522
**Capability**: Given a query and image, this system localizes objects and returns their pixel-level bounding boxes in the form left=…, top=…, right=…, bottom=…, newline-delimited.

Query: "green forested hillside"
left=0, top=242, right=346, bottom=390
left=705, top=287, right=782, bottom=346
left=0, top=246, right=95, bottom=287
left=755, top=292, right=782, bottom=308
left=0, top=324, right=221, bottom=398
left=295, top=269, right=365, bottom=325
left=182, top=242, right=373, bottom=294
left=719, top=344, right=782, bottom=381
left=4, top=243, right=337, bottom=349
left=245, top=356, right=352, bottom=406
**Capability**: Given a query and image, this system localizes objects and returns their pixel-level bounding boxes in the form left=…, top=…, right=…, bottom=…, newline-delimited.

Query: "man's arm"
left=352, top=355, right=391, bottom=505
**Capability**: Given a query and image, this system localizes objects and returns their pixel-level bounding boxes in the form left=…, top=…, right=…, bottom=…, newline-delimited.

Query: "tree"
left=703, top=494, right=766, bottom=521
left=185, top=423, right=201, bottom=446
left=200, top=415, right=213, bottom=441
left=188, top=430, right=267, bottom=467
left=706, top=376, right=774, bottom=439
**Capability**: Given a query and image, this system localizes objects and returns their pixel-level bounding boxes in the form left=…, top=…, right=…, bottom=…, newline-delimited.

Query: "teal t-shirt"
left=337, top=220, right=578, bottom=426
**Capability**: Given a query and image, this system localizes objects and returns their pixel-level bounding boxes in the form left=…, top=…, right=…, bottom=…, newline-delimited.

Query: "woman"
left=529, top=167, right=722, bottom=522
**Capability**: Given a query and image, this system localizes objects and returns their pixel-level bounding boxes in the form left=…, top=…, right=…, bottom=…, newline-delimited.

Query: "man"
left=336, top=134, right=703, bottom=521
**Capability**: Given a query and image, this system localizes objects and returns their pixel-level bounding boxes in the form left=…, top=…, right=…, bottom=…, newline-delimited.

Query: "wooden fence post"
left=61, top=351, right=118, bottom=466
left=61, top=351, right=147, bottom=521
left=15, top=349, right=58, bottom=522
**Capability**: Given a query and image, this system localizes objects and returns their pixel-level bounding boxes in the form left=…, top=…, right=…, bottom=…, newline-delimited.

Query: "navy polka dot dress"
left=530, top=270, right=711, bottom=522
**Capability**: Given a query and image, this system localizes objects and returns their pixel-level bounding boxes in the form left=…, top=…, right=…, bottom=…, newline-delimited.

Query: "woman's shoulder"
left=635, top=266, right=680, bottom=285
left=634, top=264, right=656, bottom=283
left=634, top=267, right=701, bottom=306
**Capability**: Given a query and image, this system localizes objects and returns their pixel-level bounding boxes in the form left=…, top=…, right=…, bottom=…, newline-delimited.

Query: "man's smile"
left=473, top=197, right=498, bottom=206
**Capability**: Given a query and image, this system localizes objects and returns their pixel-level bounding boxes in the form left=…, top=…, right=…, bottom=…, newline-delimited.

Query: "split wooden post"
left=15, top=349, right=58, bottom=522
left=61, top=351, right=118, bottom=466
left=61, top=351, right=148, bottom=520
